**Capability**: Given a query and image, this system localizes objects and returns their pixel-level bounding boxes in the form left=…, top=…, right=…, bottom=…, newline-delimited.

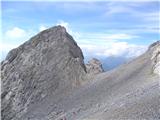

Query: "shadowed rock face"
left=1, top=26, right=87, bottom=120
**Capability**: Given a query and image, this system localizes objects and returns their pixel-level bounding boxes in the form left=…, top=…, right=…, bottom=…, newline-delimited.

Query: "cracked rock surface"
left=1, top=26, right=86, bottom=120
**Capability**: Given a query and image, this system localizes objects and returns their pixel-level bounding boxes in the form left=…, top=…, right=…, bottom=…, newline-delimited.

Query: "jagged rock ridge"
left=1, top=26, right=87, bottom=120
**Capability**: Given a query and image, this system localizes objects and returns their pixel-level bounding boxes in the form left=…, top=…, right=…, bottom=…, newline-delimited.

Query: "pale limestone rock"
left=86, top=58, right=104, bottom=74
left=151, top=41, right=160, bottom=76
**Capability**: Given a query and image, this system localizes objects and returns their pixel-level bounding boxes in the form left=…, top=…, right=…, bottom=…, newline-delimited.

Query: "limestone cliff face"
left=150, top=41, right=160, bottom=76
left=1, top=26, right=86, bottom=120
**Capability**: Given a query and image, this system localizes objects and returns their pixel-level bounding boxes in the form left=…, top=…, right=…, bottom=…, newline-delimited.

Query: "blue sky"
left=1, top=1, right=160, bottom=61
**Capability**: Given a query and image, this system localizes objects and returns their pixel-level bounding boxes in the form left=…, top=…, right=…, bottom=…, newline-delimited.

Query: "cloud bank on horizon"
left=1, top=1, right=160, bottom=61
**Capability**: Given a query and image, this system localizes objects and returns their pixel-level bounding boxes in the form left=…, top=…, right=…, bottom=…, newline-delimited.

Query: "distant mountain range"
left=101, top=56, right=130, bottom=71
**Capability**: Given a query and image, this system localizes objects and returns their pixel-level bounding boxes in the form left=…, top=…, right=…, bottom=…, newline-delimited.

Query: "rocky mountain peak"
left=149, top=40, right=160, bottom=50
left=1, top=25, right=87, bottom=120
left=86, top=58, right=104, bottom=74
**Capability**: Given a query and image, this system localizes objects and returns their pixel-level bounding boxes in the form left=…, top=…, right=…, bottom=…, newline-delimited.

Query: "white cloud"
left=0, top=43, right=18, bottom=61
left=80, top=41, right=147, bottom=58
left=56, top=20, right=81, bottom=40
left=3, top=25, right=49, bottom=53
left=102, top=42, right=147, bottom=57
left=80, top=33, right=138, bottom=40
left=3, top=27, right=36, bottom=46
left=5, top=27, right=27, bottom=38
left=108, top=33, right=139, bottom=40
left=2, top=27, right=36, bottom=61
left=39, top=25, right=47, bottom=31
left=0, top=43, right=17, bottom=52
left=56, top=20, right=146, bottom=58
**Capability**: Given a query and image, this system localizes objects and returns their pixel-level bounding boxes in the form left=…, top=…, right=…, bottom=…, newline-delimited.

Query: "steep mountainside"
left=79, top=42, right=160, bottom=120
left=1, top=26, right=159, bottom=120
left=1, top=26, right=87, bottom=120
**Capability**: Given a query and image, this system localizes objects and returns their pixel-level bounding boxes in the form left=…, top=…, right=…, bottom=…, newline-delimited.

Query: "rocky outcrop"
left=150, top=41, right=160, bottom=76
left=86, top=58, right=104, bottom=74
left=1, top=26, right=87, bottom=120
